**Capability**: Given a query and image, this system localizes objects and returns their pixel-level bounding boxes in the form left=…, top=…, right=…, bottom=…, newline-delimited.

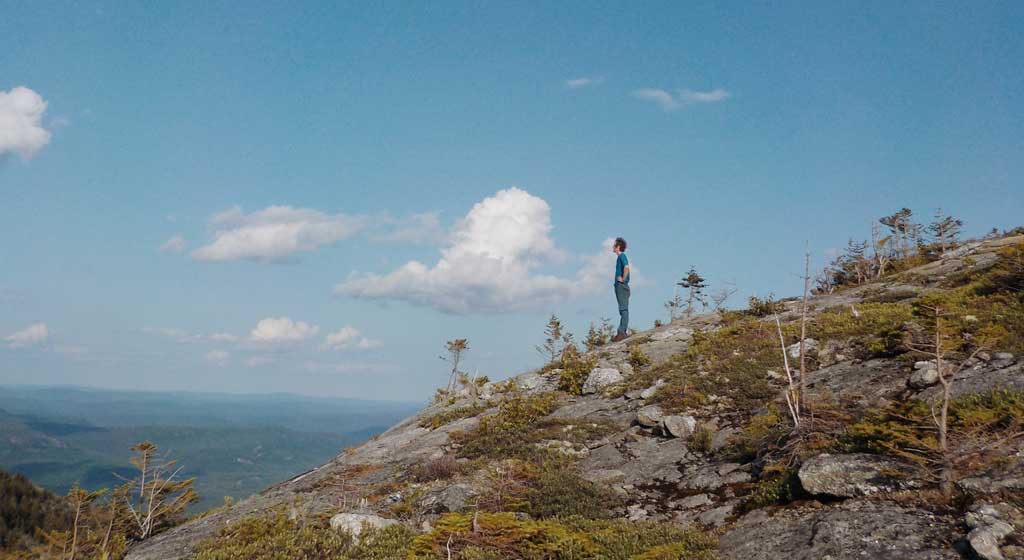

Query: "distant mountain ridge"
left=0, top=388, right=420, bottom=513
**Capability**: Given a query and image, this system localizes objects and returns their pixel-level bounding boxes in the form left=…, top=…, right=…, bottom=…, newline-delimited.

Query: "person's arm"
left=620, top=264, right=630, bottom=283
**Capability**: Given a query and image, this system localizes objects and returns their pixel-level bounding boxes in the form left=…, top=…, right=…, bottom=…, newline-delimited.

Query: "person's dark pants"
left=615, top=282, right=630, bottom=334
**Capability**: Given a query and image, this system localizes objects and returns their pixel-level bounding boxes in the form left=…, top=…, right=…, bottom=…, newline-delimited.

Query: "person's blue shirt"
left=615, top=253, right=629, bottom=285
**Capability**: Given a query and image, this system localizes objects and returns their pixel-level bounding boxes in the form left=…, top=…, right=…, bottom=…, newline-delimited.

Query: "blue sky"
left=2, top=1, right=1022, bottom=401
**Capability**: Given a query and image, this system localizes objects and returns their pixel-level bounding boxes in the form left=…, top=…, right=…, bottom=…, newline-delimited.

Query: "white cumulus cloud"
left=632, top=87, right=730, bottom=111
left=5, top=322, right=49, bottom=348
left=323, top=325, right=383, bottom=350
left=335, top=187, right=609, bottom=314
left=0, top=86, right=52, bottom=159
left=191, top=205, right=367, bottom=263
left=249, top=317, right=319, bottom=343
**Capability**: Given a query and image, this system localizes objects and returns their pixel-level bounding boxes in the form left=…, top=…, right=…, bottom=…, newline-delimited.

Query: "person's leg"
left=616, top=283, right=630, bottom=335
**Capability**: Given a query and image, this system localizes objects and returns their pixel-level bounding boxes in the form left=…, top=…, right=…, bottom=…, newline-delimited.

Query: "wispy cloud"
left=302, top=360, right=397, bottom=374
left=159, top=235, right=186, bottom=253
left=5, top=322, right=49, bottom=348
left=205, top=349, right=230, bottom=365
left=565, top=76, right=605, bottom=89
left=191, top=206, right=368, bottom=263
left=245, top=355, right=274, bottom=367
left=372, top=212, right=447, bottom=245
left=142, top=326, right=190, bottom=339
left=632, top=87, right=730, bottom=111
left=0, top=86, right=52, bottom=160
left=678, top=88, right=730, bottom=103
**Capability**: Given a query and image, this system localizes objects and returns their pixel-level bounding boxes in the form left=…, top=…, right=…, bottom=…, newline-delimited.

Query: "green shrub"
left=744, top=465, right=801, bottom=511
left=451, top=392, right=559, bottom=460
left=193, top=512, right=416, bottom=560
left=523, top=462, right=622, bottom=519
left=810, top=302, right=915, bottom=358
left=628, top=346, right=651, bottom=370
left=746, top=294, right=786, bottom=317
left=193, top=513, right=351, bottom=560
left=689, top=423, right=714, bottom=454
left=345, top=524, right=418, bottom=560
left=557, top=345, right=598, bottom=395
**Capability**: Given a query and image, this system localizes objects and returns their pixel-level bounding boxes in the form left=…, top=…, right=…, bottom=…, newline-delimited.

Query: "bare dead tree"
left=871, top=222, right=893, bottom=278
left=799, top=249, right=811, bottom=415
left=774, top=315, right=800, bottom=427
left=905, top=306, right=986, bottom=498
left=710, top=281, right=738, bottom=311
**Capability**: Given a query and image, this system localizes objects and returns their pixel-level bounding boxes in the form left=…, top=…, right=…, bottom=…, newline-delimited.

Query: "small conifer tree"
left=928, top=208, right=963, bottom=256
left=678, top=267, right=707, bottom=318
left=536, top=315, right=565, bottom=364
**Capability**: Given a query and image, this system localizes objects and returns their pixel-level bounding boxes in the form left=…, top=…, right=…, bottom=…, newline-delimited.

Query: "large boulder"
left=329, top=513, right=399, bottom=541
left=582, top=367, right=624, bottom=394
left=419, top=484, right=472, bottom=514
left=640, top=379, right=666, bottom=400
left=798, top=453, right=916, bottom=498
left=720, top=500, right=961, bottom=560
left=909, top=367, right=940, bottom=389
left=787, top=338, right=818, bottom=359
left=661, top=415, right=696, bottom=439
left=966, top=503, right=1022, bottom=560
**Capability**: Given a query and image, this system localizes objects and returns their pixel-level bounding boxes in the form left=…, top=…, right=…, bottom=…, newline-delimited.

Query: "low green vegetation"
left=848, top=389, right=1024, bottom=467
left=419, top=402, right=492, bottom=430
left=810, top=302, right=914, bottom=359
left=520, top=460, right=622, bottom=519
left=192, top=513, right=416, bottom=560
left=629, top=318, right=787, bottom=415
left=745, top=294, right=786, bottom=317
left=627, top=346, right=651, bottom=370
left=555, top=345, right=598, bottom=396
left=742, top=465, right=802, bottom=511
left=409, top=513, right=718, bottom=560
left=450, top=392, right=559, bottom=460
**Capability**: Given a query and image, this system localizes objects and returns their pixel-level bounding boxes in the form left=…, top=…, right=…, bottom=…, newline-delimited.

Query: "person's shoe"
left=612, top=332, right=627, bottom=343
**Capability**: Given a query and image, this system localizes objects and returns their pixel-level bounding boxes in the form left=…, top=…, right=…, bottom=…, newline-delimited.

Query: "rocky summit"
left=128, top=235, right=1024, bottom=560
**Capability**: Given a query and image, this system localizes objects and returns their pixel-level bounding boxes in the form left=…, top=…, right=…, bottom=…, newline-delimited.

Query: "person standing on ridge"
left=612, top=237, right=631, bottom=342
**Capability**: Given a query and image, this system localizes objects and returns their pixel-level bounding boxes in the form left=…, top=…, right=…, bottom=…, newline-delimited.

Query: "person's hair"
left=614, top=237, right=627, bottom=251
